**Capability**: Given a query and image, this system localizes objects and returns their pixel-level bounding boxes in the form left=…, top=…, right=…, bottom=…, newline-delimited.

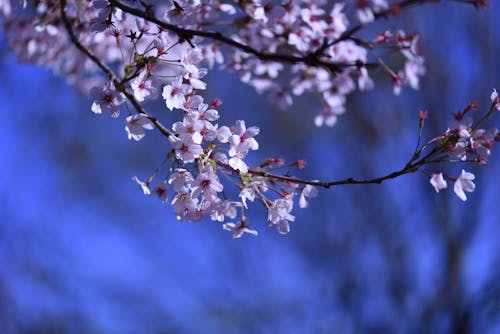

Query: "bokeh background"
left=1, top=2, right=500, bottom=333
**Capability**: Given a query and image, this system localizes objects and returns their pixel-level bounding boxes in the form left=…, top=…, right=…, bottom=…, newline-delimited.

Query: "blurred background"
left=1, top=2, right=500, bottom=333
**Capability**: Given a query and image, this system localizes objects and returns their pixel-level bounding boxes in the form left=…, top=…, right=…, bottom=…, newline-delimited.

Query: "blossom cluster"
left=428, top=91, right=500, bottom=201
left=1, top=0, right=427, bottom=125
left=0, top=0, right=494, bottom=236
left=221, top=0, right=425, bottom=126
left=130, top=88, right=320, bottom=236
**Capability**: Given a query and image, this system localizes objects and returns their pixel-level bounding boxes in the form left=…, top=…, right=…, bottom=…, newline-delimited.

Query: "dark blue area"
left=1, top=2, right=500, bottom=333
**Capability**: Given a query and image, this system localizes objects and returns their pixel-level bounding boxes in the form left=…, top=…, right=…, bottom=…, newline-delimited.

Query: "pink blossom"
left=190, top=167, right=223, bottom=201
left=171, top=190, right=199, bottom=221
left=239, top=177, right=269, bottom=208
left=356, top=0, right=388, bottom=24
left=448, top=114, right=473, bottom=139
left=172, top=118, right=204, bottom=145
left=471, top=128, right=497, bottom=163
left=162, top=77, right=192, bottom=111
left=210, top=200, right=239, bottom=222
left=169, top=135, right=203, bottom=163
left=0, top=0, right=11, bottom=16
left=90, top=84, right=125, bottom=118
left=130, top=71, right=157, bottom=102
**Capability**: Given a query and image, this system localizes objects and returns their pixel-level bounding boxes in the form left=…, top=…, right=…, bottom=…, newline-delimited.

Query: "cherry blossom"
left=162, top=77, right=192, bottom=111
left=356, top=0, right=388, bottom=24
left=239, top=177, right=269, bottom=209
left=91, top=84, right=125, bottom=118
left=169, top=135, right=203, bottom=163
left=268, top=195, right=296, bottom=235
left=130, top=71, right=157, bottom=102
left=430, top=173, right=447, bottom=194
left=299, top=185, right=319, bottom=209
left=190, top=167, right=223, bottom=201
left=172, top=190, right=199, bottom=221
left=453, top=170, right=476, bottom=202
left=223, top=218, right=258, bottom=238
left=168, top=169, right=194, bottom=193
left=125, top=114, right=154, bottom=141
left=210, top=200, right=239, bottom=223
left=0, top=0, right=10, bottom=16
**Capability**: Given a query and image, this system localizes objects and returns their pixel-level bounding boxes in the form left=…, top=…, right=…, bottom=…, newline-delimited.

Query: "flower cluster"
left=427, top=92, right=500, bottom=201
left=222, top=1, right=426, bottom=126
left=131, top=88, right=319, bottom=236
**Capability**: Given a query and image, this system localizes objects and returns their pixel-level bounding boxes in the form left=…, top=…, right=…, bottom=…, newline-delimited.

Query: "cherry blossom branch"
left=331, top=0, right=487, bottom=47
left=344, top=0, right=433, bottom=39
left=109, top=0, right=464, bottom=72
left=219, top=144, right=437, bottom=189
left=60, top=0, right=435, bottom=191
left=59, top=0, right=172, bottom=138
left=316, top=0, right=430, bottom=55
left=61, top=0, right=490, bottom=194
left=108, top=0, right=376, bottom=74
left=52, top=0, right=497, bottom=235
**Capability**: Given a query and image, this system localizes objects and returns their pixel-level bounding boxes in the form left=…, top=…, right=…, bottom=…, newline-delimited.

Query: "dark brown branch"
left=108, top=0, right=373, bottom=74
left=219, top=153, right=423, bottom=189
left=110, top=0, right=443, bottom=73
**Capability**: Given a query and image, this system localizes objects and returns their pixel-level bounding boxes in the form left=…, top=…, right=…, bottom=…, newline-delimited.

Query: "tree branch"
left=109, top=0, right=445, bottom=74
left=61, top=0, right=454, bottom=191
left=108, top=0, right=375, bottom=74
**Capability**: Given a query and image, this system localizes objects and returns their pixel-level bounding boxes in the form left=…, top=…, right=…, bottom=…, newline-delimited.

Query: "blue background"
left=1, top=2, right=500, bottom=333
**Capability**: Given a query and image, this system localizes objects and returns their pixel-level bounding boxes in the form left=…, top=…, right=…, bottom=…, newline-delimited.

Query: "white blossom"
left=430, top=173, right=447, bottom=193
left=223, top=218, right=258, bottom=238
left=453, top=170, right=476, bottom=202
left=299, top=185, right=319, bottom=208
left=268, top=195, right=295, bottom=234
left=125, top=114, right=154, bottom=141
left=169, top=135, right=203, bottom=163
left=168, top=169, right=194, bottom=193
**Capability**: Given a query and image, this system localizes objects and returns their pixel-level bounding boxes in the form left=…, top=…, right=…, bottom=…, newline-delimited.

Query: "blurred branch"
left=108, top=0, right=380, bottom=74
